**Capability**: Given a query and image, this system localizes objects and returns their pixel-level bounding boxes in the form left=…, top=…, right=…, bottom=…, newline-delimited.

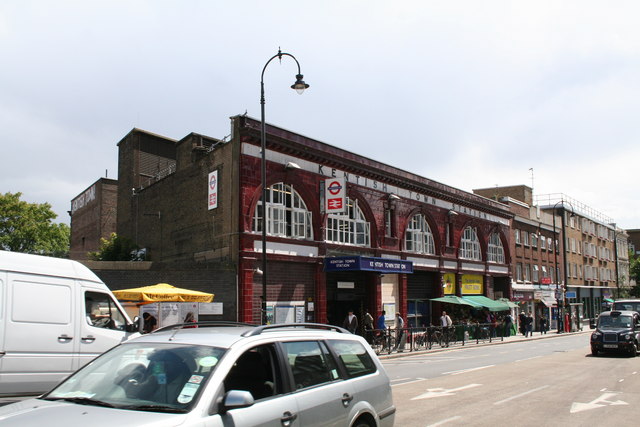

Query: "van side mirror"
left=126, top=316, right=142, bottom=333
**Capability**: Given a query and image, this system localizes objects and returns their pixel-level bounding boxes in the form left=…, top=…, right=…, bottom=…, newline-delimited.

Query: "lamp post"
left=551, top=200, right=574, bottom=333
left=259, top=49, right=309, bottom=325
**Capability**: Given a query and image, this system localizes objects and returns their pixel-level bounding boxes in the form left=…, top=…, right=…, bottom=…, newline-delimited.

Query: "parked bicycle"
left=371, top=329, right=392, bottom=355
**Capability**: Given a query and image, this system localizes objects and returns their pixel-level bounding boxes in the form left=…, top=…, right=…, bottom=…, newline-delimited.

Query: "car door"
left=74, top=288, right=130, bottom=370
left=282, top=340, right=355, bottom=427
left=205, top=344, right=300, bottom=427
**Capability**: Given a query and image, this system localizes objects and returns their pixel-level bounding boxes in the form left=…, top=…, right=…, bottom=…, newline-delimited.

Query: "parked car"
left=0, top=322, right=395, bottom=426
left=590, top=310, right=640, bottom=357
left=0, top=250, right=139, bottom=396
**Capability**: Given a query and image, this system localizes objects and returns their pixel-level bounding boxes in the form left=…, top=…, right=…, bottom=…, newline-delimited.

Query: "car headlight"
left=591, top=332, right=600, bottom=340
left=625, top=334, right=632, bottom=340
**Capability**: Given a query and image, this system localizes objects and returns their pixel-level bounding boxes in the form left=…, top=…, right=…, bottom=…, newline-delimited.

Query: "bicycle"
left=371, top=329, right=392, bottom=355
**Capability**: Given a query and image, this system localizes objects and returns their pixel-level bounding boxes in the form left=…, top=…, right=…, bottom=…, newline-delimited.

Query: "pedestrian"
left=519, top=311, right=526, bottom=336
left=539, top=314, right=548, bottom=335
left=142, top=312, right=157, bottom=333
left=525, top=312, right=534, bottom=337
left=342, top=309, right=358, bottom=334
left=394, top=312, right=406, bottom=352
left=440, top=311, right=453, bottom=347
left=363, top=310, right=374, bottom=342
left=504, top=313, right=513, bottom=337
left=377, top=310, right=387, bottom=331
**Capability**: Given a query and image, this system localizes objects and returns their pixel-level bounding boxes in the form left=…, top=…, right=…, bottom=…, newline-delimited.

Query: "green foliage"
left=628, top=254, right=640, bottom=297
left=0, top=192, right=69, bottom=257
left=88, top=233, right=142, bottom=261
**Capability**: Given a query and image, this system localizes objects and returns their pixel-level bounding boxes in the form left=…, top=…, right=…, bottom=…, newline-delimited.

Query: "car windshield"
left=612, top=302, right=640, bottom=313
left=43, top=343, right=225, bottom=413
left=598, top=315, right=632, bottom=329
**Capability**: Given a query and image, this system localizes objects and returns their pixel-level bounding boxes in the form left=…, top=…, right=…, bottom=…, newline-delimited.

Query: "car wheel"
left=353, top=420, right=372, bottom=427
left=591, top=346, right=598, bottom=356
left=630, top=343, right=638, bottom=357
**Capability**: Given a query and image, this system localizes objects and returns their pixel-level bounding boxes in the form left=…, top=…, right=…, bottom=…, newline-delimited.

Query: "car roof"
left=599, top=310, right=638, bottom=316
left=127, top=322, right=354, bottom=349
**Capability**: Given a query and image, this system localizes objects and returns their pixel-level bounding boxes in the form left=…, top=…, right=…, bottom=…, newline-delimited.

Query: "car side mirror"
left=220, top=390, right=255, bottom=414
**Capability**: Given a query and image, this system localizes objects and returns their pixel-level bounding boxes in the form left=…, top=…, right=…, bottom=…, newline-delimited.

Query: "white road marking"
left=391, top=378, right=411, bottom=383
left=442, top=365, right=495, bottom=375
left=412, top=383, right=482, bottom=400
left=426, top=416, right=462, bottom=426
left=619, top=379, right=624, bottom=383
left=514, top=356, right=542, bottom=362
left=392, top=378, right=428, bottom=387
left=494, top=385, right=549, bottom=405
left=571, top=392, right=628, bottom=413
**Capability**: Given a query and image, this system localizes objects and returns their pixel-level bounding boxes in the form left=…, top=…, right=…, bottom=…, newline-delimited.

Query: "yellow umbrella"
left=113, top=283, right=214, bottom=303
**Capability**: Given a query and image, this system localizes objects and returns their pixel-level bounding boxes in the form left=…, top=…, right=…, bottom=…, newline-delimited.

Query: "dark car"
left=590, top=310, right=640, bottom=357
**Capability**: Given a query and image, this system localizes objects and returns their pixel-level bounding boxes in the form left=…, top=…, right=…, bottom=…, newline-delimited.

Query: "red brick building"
left=74, top=115, right=514, bottom=326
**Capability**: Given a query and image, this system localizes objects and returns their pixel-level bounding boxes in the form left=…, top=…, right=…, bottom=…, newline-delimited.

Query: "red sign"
left=541, top=277, right=552, bottom=285
left=324, top=178, right=346, bottom=213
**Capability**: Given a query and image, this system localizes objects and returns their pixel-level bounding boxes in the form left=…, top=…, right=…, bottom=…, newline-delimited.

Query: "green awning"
left=498, top=298, right=519, bottom=308
left=462, top=295, right=511, bottom=312
left=431, top=296, right=483, bottom=307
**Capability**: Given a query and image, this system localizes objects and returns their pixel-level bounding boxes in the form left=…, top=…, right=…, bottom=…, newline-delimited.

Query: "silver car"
left=0, top=322, right=395, bottom=426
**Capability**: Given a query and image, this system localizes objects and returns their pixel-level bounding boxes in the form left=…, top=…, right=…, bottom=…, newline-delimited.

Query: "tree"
left=628, top=253, right=640, bottom=297
left=0, top=192, right=69, bottom=257
left=88, top=233, right=143, bottom=261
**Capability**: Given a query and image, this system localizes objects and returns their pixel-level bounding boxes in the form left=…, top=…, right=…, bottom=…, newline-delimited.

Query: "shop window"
left=405, top=214, right=435, bottom=255
left=459, top=227, right=481, bottom=261
left=253, top=183, right=313, bottom=240
left=325, top=198, right=370, bottom=247
left=487, top=232, right=505, bottom=263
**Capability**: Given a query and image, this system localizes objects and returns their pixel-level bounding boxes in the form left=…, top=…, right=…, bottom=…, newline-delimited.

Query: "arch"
left=250, top=182, right=314, bottom=240
left=402, top=211, right=437, bottom=255
left=458, top=224, right=482, bottom=261
left=325, top=190, right=373, bottom=247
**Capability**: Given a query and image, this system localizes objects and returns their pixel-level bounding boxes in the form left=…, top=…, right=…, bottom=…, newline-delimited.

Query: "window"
left=405, top=214, right=435, bottom=254
left=85, top=291, right=127, bottom=330
left=487, top=233, right=505, bottom=263
left=283, top=341, right=339, bottom=390
left=384, top=209, right=392, bottom=238
left=541, top=265, right=547, bottom=278
left=515, top=229, right=521, bottom=244
left=524, top=264, right=531, bottom=282
left=523, top=231, right=529, bottom=247
left=327, top=340, right=376, bottom=378
left=540, top=236, right=547, bottom=250
left=459, top=227, right=481, bottom=261
left=326, top=198, right=370, bottom=246
left=224, top=345, right=280, bottom=400
left=253, top=183, right=312, bottom=240
left=516, top=263, right=523, bottom=282
left=531, top=233, right=538, bottom=248
left=532, top=265, right=539, bottom=282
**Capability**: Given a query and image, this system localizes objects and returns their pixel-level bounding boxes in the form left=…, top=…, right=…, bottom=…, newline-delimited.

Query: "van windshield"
left=44, top=343, right=225, bottom=413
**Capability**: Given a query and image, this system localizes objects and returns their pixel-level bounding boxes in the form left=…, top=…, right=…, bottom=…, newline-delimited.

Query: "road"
left=383, top=332, right=640, bottom=426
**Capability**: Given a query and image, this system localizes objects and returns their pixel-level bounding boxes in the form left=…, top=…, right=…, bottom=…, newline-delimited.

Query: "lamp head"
left=291, top=74, right=309, bottom=94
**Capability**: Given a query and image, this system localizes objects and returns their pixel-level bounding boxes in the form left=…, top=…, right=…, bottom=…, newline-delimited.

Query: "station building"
left=72, top=115, right=514, bottom=326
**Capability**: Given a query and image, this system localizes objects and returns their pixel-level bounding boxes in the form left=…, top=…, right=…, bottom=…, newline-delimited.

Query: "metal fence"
left=366, top=322, right=513, bottom=355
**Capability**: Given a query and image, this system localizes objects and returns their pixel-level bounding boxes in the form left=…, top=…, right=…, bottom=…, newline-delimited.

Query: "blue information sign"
left=324, top=256, right=413, bottom=274
left=565, top=291, right=576, bottom=299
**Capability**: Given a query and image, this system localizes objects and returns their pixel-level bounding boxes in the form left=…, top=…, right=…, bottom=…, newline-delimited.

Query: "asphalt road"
left=383, top=332, right=640, bottom=426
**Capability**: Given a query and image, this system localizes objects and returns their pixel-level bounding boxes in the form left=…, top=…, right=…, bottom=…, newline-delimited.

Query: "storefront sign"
left=442, top=273, right=455, bottom=295
left=512, top=291, right=533, bottom=302
left=324, top=177, right=346, bottom=214
left=324, top=256, right=413, bottom=274
left=208, top=170, right=218, bottom=210
left=461, top=274, right=483, bottom=295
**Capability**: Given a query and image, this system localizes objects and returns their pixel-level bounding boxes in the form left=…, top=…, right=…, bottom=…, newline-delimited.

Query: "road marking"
left=392, top=378, right=428, bottom=387
left=442, top=365, right=494, bottom=375
left=570, top=392, right=628, bottom=413
left=619, top=379, right=624, bottom=383
left=391, top=378, right=411, bottom=383
left=514, top=356, right=542, bottom=362
left=426, top=416, right=462, bottom=426
left=412, top=383, right=482, bottom=400
left=494, top=385, right=549, bottom=405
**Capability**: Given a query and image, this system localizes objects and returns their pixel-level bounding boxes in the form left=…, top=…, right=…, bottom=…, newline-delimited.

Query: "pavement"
left=378, top=327, right=592, bottom=360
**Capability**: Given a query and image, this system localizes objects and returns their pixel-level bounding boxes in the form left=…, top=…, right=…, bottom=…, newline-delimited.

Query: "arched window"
left=326, top=198, right=370, bottom=246
left=487, top=232, right=505, bottom=263
left=252, top=183, right=312, bottom=240
left=459, top=226, right=481, bottom=260
left=405, top=214, right=435, bottom=255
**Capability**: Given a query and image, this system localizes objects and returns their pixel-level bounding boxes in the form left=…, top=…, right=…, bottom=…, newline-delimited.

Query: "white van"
left=0, top=251, right=139, bottom=396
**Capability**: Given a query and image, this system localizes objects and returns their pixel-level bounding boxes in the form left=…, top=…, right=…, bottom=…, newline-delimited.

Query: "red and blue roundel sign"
left=327, top=180, right=342, bottom=195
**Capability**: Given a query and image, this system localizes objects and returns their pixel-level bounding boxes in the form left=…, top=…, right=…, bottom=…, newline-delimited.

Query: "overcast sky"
left=2, top=1, right=639, bottom=229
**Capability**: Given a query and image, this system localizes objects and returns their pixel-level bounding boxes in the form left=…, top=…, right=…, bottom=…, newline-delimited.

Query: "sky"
left=1, top=1, right=639, bottom=229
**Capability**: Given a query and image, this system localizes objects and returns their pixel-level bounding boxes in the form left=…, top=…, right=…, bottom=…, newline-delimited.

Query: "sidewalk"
left=378, top=328, right=591, bottom=360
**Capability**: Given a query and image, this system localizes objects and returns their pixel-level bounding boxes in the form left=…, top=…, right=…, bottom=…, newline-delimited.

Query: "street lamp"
left=551, top=200, right=574, bottom=333
left=259, top=49, right=309, bottom=325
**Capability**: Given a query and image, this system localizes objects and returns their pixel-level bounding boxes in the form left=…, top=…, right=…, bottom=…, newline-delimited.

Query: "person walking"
left=503, top=313, right=513, bottom=337
left=525, top=312, right=534, bottom=337
left=363, top=310, right=374, bottom=342
left=394, top=312, right=406, bottom=352
left=518, top=311, right=526, bottom=336
left=342, top=309, right=358, bottom=334
left=377, top=310, right=386, bottom=331
left=440, top=311, right=453, bottom=347
left=539, top=314, right=548, bottom=335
